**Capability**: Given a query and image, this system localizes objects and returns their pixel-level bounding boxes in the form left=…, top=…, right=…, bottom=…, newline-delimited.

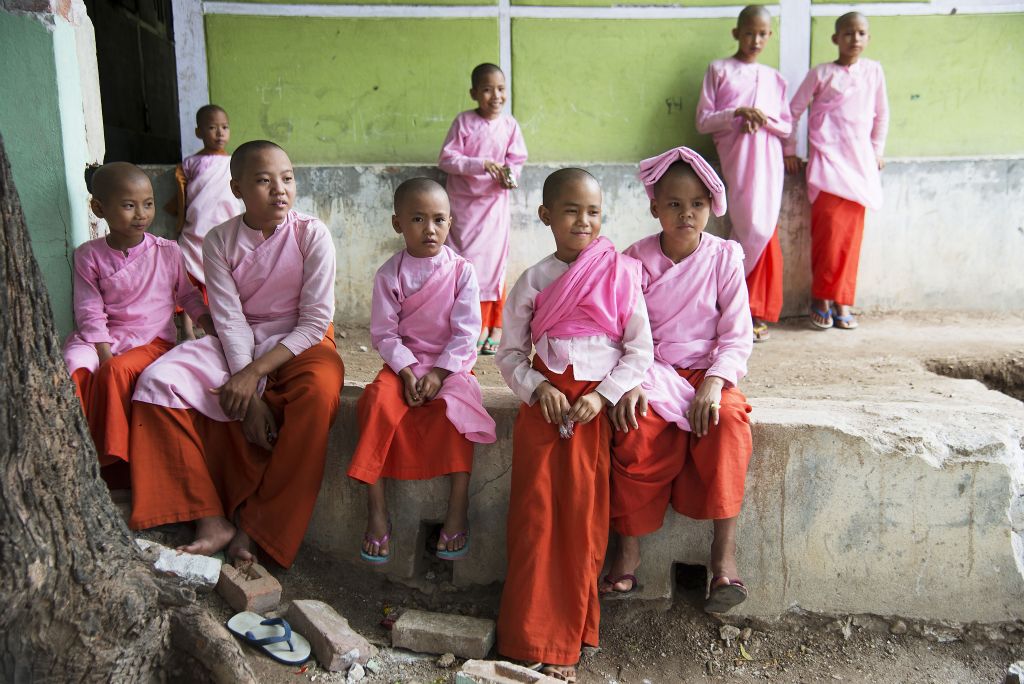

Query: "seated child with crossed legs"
left=605, top=148, right=754, bottom=614
left=348, top=178, right=497, bottom=563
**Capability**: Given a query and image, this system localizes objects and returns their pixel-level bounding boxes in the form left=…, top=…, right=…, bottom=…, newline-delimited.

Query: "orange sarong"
left=348, top=366, right=473, bottom=483
left=610, top=369, right=752, bottom=536
left=811, top=191, right=866, bottom=306
left=128, top=336, right=344, bottom=568
left=479, top=286, right=507, bottom=330
left=497, top=359, right=610, bottom=665
left=746, top=227, right=783, bottom=323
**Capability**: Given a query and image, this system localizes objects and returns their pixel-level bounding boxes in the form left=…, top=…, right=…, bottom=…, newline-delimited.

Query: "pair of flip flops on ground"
left=360, top=522, right=470, bottom=564
left=226, top=611, right=311, bottom=665
left=809, top=306, right=858, bottom=330
left=477, top=337, right=499, bottom=356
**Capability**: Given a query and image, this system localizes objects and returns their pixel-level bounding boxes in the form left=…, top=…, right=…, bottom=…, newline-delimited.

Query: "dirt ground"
left=168, top=311, right=1024, bottom=683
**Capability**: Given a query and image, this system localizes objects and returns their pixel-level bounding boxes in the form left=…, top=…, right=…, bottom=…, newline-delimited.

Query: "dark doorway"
left=85, top=0, right=180, bottom=163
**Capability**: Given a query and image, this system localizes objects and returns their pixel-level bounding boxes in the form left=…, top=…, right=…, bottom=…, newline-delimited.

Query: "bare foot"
left=363, top=509, right=390, bottom=559
left=599, top=535, right=641, bottom=593
left=541, top=664, right=577, bottom=683
left=438, top=472, right=469, bottom=553
left=711, top=517, right=739, bottom=580
left=809, top=298, right=832, bottom=327
left=228, top=528, right=256, bottom=563
left=179, top=516, right=235, bottom=556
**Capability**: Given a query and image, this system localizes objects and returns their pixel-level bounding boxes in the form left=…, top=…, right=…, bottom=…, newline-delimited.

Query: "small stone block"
left=286, top=599, right=373, bottom=672
left=216, top=562, right=282, bottom=613
left=1006, top=661, right=1024, bottom=684
left=455, top=660, right=562, bottom=684
left=392, top=610, right=495, bottom=660
left=137, top=539, right=221, bottom=590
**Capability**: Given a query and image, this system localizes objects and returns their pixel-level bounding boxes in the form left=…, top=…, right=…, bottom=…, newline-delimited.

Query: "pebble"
left=437, top=652, right=456, bottom=668
left=720, top=625, right=741, bottom=642
left=364, top=660, right=380, bottom=674
left=346, top=663, right=364, bottom=683
left=889, top=620, right=908, bottom=635
left=358, top=345, right=368, bottom=352
left=425, top=571, right=436, bottom=581
left=740, top=627, right=753, bottom=642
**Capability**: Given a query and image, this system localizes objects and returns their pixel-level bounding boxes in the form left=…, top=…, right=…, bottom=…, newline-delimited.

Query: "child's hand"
left=483, top=160, right=505, bottom=184
left=534, top=381, right=570, bottom=425
left=96, top=343, right=114, bottom=365
left=610, top=386, right=648, bottom=433
left=784, top=155, right=804, bottom=175
left=210, top=367, right=260, bottom=420
left=399, top=367, right=423, bottom=407
left=415, top=367, right=451, bottom=402
left=735, top=107, right=767, bottom=133
left=876, top=156, right=886, bottom=171
left=568, top=391, right=605, bottom=426
left=687, top=375, right=725, bottom=438
left=196, top=314, right=217, bottom=337
left=241, top=396, right=277, bottom=451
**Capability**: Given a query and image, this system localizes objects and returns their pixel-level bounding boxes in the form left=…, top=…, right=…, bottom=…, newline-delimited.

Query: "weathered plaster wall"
left=144, top=157, right=1024, bottom=321
left=0, top=9, right=93, bottom=335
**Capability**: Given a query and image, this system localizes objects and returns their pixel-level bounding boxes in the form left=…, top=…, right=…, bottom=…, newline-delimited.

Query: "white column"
left=172, top=0, right=209, bottom=159
left=498, top=0, right=512, bottom=111
left=779, top=0, right=810, bottom=157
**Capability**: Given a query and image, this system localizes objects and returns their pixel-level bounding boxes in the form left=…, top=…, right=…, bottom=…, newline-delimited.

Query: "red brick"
left=216, top=562, right=282, bottom=614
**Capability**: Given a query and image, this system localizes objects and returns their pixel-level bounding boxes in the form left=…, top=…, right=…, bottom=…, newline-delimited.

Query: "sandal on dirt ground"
left=831, top=308, right=858, bottom=330
left=226, top=612, right=311, bottom=665
left=808, top=306, right=833, bottom=330
left=599, top=573, right=639, bottom=597
left=705, top=576, right=748, bottom=614
left=479, top=337, right=499, bottom=355
left=752, top=322, right=770, bottom=343
left=436, top=528, right=470, bottom=560
left=360, top=520, right=392, bottom=564
left=541, top=665, right=578, bottom=683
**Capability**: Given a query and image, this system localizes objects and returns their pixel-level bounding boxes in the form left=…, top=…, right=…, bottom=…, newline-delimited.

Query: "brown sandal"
left=705, top=576, right=748, bottom=613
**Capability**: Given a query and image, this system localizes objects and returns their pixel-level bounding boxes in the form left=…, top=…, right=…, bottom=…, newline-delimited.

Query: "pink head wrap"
left=638, top=146, right=727, bottom=217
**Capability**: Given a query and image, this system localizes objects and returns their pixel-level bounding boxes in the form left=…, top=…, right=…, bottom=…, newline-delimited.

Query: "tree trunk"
left=0, top=134, right=171, bottom=680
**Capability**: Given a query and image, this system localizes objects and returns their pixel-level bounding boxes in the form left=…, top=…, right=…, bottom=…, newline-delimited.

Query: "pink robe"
left=178, top=153, right=242, bottom=283
left=784, top=59, right=889, bottom=210
left=371, top=246, right=496, bottom=443
left=133, top=210, right=336, bottom=420
left=64, top=233, right=207, bottom=374
left=438, top=110, right=528, bottom=300
left=623, top=233, right=753, bottom=430
left=697, top=58, right=792, bottom=273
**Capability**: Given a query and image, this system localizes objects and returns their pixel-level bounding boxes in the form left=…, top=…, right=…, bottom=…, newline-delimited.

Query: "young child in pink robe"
left=128, top=141, right=344, bottom=568
left=603, top=147, right=754, bottom=615
left=63, top=162, right=212, bottom=485
left=784, top=12, right=889, bottom=331
left=438, top=62, right=528, bottom=356
left=697, top=5, right=792, bottom=342
left=166, top=104, right=243, bottom=339
left=349, top=178, right=497, bottom=565
left=495, top=169, right=652, bottom=681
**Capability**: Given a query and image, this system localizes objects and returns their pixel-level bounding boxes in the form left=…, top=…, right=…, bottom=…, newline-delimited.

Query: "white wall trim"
left=498, top=0, right=512, bottom=110
left=810, top=2, right=1024, bottom=16
left=203, top=2, right=498, bottom=17
left=508, top=5, right=773, bottom=19
left=173, top=0, right=209, bottom=158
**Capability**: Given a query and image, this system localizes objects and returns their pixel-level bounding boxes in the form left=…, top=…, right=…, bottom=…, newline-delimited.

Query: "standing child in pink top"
left=603, top=148, right=754, bottom=615
left=439, top=63, right=528, bottom=356
left=784, top=12, right=889, bottom=330
left=63, top=162, right=212, bottom=483
left=348, top=178, right=497, bottom=564
left=697, top=5, right=792, bottom=342
left=166, top=104, right=243, bottom=339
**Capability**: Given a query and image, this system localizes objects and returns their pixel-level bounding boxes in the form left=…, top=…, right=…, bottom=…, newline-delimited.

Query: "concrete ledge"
left=306, top=383, right=1024, bottom=624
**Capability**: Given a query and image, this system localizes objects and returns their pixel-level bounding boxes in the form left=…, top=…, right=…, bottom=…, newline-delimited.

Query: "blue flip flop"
left=360, top=520, right=392, bottom=564
left=808, top=305, right=833, bottom=330
left=436, top=529, right=470, bottom=560
left=832, top=309, right=859, bottom=330
left=226, top=612, right=311, bottom=665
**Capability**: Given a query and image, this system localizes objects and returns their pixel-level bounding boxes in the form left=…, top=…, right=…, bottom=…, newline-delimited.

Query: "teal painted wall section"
left=810, top=13, right=1024, bottom=157
left=512, top=17, right=780, bottom=163
left=0, top=11, right=88, bottom=335
left=205, top=15, right=499, bottom=164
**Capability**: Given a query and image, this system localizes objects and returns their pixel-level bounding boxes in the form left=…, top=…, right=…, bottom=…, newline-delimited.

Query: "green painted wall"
left=0, top=11, right=89, bottom=335
left=810, top=13, right=1024, bottom=157
left=205, top=15, right=498, bottom=163
left=512, top=17, right=779, bottom=162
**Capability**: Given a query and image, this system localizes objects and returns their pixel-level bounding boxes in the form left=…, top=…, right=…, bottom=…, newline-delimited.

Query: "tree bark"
left=0, top=135, right=171, bottom=680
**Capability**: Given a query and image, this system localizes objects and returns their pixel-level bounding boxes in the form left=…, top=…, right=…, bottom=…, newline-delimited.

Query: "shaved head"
left=394, top=177, right=449, bottom=213
left=835, top=11, right=867, bottom=31
left=471, top=63, right=503, bottom=89
left=542, top=168, right=600, bottom=207
left=196, top=104, right=227, bottom=127
left=89, top=162, right=151, bottom=202
left=653, top=161, right=710, bottom=199
left=737, top=4, right=770, bottom=27
left=230, top=140, right=287, bottom=179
